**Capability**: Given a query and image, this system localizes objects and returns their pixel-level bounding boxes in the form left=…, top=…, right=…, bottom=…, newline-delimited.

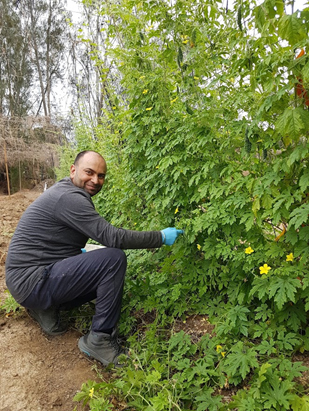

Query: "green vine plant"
left=62, top=0, right=309, bottom=409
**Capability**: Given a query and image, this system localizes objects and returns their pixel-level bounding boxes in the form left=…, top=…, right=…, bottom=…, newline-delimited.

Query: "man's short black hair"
left=73, top=150, right=104, bottom=165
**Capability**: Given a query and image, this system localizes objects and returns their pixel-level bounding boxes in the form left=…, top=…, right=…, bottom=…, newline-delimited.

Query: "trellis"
left=0, top=116, right=61, bottom=195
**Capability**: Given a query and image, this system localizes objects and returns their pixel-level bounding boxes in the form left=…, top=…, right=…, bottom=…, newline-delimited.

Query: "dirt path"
left=0, top=190, right=98, bottom=411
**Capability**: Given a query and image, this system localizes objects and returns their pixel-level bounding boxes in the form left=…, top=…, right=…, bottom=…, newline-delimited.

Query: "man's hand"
left=161, top=228, right=184, bottom=245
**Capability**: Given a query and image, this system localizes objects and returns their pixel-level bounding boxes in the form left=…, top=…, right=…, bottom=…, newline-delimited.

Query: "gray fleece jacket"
left=5, top=177, right=162, bottom=303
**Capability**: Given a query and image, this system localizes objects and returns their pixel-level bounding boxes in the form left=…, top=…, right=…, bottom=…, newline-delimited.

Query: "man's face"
left=70, top=152, right=107, bottom=196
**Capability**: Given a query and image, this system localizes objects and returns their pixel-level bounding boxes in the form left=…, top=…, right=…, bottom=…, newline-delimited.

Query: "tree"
left=19, top=0, right=69, bottom=118
left=67, top=0, right=124, bottom=127
left=0, top=0, right=32, bottom=116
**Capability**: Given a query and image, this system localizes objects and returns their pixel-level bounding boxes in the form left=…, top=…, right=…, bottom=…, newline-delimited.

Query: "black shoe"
left=27, top=307, right=68, bottom=336
left=78, top=329, right=128, bottom=367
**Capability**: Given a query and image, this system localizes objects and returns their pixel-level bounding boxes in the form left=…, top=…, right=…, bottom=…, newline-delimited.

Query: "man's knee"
left=94, top=247, right=127, bottom=270
left=108, top=248, right=127, bottom=268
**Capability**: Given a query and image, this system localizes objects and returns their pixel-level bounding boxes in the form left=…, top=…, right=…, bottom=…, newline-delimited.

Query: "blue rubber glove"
left=161, top=228, right=184, bottom=246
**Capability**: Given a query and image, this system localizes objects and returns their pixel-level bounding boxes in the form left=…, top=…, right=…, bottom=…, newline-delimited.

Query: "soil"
left=0, top=189, right=99, bottom=411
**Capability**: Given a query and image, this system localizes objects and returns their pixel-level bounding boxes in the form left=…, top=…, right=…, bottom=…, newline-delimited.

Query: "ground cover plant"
left=57, top=0, right=309, bottom=409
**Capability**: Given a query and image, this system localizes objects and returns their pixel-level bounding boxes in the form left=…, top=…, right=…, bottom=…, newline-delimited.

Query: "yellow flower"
left=286, top=253, right=294, bottom=262
left=156, top=165, right=159, bottom=169
left=139, top=75, right=145, bottom=79
left=112, top=106, right=116, bottom=110
left=89, top=387, right=94, bottom=398
left=221, top=351, right=226, bottom=357
left=197, top=244, right=201, bottom=250
left=259, top=264, right=271, bottom=275
left=182, top=40, right=189, bottom=44
left=216, top=345, right=222, bottom=353
left=175, top=207, right=179, bottom=214
left=146, top=107, right=153, bottom=111
left=170, top=97, right=178, bottom=104
left=142, top=89, right=148, bottom=94
left=194, top=76, right=199, bottom=80
left=245, top=246, right=254, bottom=255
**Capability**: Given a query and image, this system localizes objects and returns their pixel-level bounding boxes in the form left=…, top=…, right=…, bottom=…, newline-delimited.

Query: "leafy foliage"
left=0, top=290, right=22, bottom=315
left=65, top=0, right=309, bottom=409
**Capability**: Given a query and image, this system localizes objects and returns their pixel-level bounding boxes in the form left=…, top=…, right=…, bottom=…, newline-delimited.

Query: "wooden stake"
left=3, top=140, right=10, bottom=197
left=19, top=159, right=22, bottom=191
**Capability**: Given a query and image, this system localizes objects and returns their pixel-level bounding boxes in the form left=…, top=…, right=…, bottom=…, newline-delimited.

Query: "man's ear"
left=70, top=164, right=76, bottom=178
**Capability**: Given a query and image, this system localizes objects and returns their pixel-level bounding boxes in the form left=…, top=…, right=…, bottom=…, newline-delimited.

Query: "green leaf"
left=145, top=370, right=161, bottom=384
left=250, top=276, right=271, bottom=301
left=263, top=378, right=295, bottom=408
left=269, top=276, right=300, bottom=309
left=299, top=170, right=309, bottom=192
left=196, top=388, right=223, bottom=411
left=290, top=395, right=309, bottom=411
left=289, top=204, right=309, bottom=229
left=257, top=362, right=272, bottom=387
left=276, top=108, right=304, bottom=142
left=278, top=13, right=306, bottom=46
left=257, top=339, right=277, bottom=356
left=224, top=342, right=258, bottom=380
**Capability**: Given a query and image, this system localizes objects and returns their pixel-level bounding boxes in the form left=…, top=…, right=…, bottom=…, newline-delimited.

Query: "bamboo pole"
left=3, top=140, right=11, bottom=197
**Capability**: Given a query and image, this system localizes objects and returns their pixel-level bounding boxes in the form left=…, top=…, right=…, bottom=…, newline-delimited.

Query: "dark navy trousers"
left=22, top=248, right=127, bottom=332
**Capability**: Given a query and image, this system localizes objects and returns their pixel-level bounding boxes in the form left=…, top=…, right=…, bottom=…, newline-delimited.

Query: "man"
left=5, top=150, right=183, bottom=366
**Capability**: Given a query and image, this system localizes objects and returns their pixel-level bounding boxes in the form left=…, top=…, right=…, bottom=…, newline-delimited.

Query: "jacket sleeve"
left=55, top=190, right=163, bottom=249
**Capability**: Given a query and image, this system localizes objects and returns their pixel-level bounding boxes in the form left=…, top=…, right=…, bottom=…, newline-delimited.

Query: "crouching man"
left=5, top=150, right=183, bottom=367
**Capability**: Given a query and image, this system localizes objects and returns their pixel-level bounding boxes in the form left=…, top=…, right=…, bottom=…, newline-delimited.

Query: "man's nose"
left=91, top=175, right=99, bottom=184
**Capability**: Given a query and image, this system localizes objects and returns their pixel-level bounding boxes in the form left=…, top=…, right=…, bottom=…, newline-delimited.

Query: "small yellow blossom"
left=139, top=76, right=145, bottom=79
left=216, top=345, right=222, bottom=353
left=197, top=244, right=201, bottom=251
left=143, top=89, right=148, bottom=94
left=156, top=165, right=159, bottom=169
left=182, top=39, right=189, bottom=44
left=175, top=207, right=179, bottom=214
left=89, top=387, right=94, bottom=398
left=170, top=97, right=178, bottom=104
left=194, top=76, right=199, bottom=80
left=259, top=264, right=271, bottom=275
left=146, top=107, right=153, bottom=111
left=245, top=246, right=254, bottom=255
left=221, top=352, right=226, bottom=357
left=286, top=253, right=294, bottom=262
left=112, top=106, right=116, bottom=110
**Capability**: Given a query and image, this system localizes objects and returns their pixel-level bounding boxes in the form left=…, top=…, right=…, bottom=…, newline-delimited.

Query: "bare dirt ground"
left=0, top=189, right=99, bottom=411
